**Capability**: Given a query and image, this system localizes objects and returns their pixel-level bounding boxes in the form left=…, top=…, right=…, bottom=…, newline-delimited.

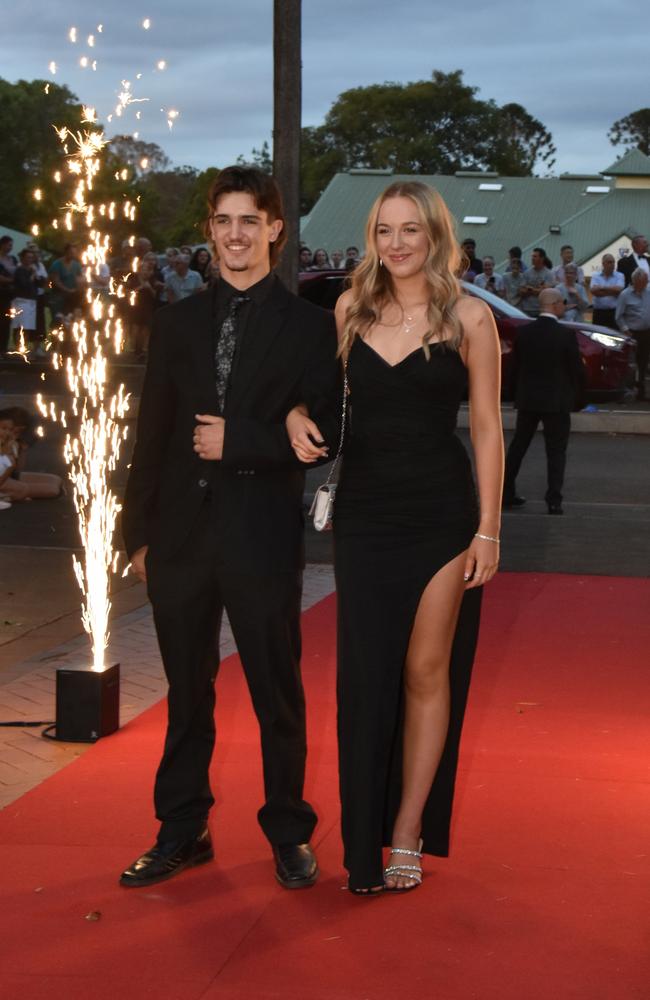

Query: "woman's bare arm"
left=458, top=296, right=504, bottom=588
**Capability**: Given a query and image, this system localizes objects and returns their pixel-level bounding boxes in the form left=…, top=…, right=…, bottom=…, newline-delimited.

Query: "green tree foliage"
left=236, top=140, right=273, bottom=174
left=107, top=134, right=171, bottom=177
left=0, top=78, right=86, bottom=233
left=486, top=103, right=556, bottom=176
left=608, top=108, right=650, bottom=157
left=300, top=70, right=556, bottom=211
left=136, top=166, right=200, bottom=247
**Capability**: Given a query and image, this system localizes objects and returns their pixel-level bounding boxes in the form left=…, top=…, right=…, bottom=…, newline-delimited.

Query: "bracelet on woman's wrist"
left=475, top=532, right=500, bottom=544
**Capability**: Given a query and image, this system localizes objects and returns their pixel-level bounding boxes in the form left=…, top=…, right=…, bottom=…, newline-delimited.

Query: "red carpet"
left=0, top=573, right=648, bottom=1000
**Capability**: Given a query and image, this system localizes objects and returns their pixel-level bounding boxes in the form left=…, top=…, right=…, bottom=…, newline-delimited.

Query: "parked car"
left=298, top=270, right=635, bottom=401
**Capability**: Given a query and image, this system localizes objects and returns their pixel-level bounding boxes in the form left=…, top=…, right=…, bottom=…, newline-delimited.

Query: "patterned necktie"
left=215, top=293, right=249, bottom=413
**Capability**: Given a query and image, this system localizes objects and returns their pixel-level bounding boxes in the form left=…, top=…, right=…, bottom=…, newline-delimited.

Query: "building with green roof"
left=300, top=148, right=650, bottom=276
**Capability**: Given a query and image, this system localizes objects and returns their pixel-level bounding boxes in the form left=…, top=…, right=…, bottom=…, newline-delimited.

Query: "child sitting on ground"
left=0, top=407, right=63, bottom=501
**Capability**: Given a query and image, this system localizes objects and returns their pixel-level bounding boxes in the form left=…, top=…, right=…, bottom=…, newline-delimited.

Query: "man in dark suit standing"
left=617, top=235, right=650, bottom=287
left=503, top=288, right=584, bottom=515
left=119, top=167, right=340, bottom=890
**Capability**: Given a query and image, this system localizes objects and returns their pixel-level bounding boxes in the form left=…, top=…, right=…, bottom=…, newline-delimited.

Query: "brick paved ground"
left=0, top=564, right=335, bottom=810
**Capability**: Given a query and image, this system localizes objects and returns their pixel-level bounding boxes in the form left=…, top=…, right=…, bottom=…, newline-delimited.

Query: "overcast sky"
left=2, top=0, right=644, bottom=177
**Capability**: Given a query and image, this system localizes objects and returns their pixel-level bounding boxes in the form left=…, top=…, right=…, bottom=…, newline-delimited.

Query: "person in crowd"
left=461, top=237, right=483, bottom=276
left=126, top=255, right=162, bottom=361
left=474, top=256, right=506, bottom=298
left=109, top=238, right=135, bottom=281
left=553, top=245, right=585, bottom=285
left=0, top=407, right=62, bottom=501
left=49, top=243, right=83, bottom=320
left=189, top=247, right=212, bottom=284
left=299, top=246, right=313, bottom=270
left=345, top=246, right=360, bottom=268
left=286, top=180, right=503, bottom=894
left=165, top=253, right=205, bottom=303
left=311, top=248, right=331, bottom=270
left=617, top=235, right=650, bottom=286
left=11, top=247, right=43, bottom=351
left=119, top=165, right=340, bottom=892
left=556, top=263, right=589, bottom=322
left=26, top=243, right=50, bottom=347
left=0, top=414, right=17, bottom=508
left=503, top=288, right=584, bottom=515
left=0, top=235, right=18, bottom=355
left=160, top=248, right=180, bottom=304
left=506, top=246, right=526, bottom=272
left=135, top=237, right=153, bottom=261
left=162, top=248, right=180, bottom=282
left=615, top=267, right=650, bottom=400
left=330, top=248, right=344, bottom=269
left=503, top=256, right=527, bottom=307
left=590, top=254, right=624, bottom=330
left=519, top=248, right=556, bottom=316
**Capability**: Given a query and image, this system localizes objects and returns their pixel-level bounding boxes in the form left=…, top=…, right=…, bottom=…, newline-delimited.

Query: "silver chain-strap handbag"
left=309, top=364, right=349, bottom=532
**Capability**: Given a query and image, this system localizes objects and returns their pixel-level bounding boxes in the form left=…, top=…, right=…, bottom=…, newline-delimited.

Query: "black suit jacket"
left=122, top=276, right=340, bottom=572
left=617, top=253, right=650, bottom=287
left=510, top=315, right=585, bottom=413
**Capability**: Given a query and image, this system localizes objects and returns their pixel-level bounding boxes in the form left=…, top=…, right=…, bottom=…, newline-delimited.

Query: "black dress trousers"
left=504, top=410, right=571, bottom=506
left=145, top=499, right=316, bottom=846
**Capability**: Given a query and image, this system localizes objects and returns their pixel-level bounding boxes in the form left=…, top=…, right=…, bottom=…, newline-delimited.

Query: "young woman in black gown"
left=287, top=182, right=503, bottom=894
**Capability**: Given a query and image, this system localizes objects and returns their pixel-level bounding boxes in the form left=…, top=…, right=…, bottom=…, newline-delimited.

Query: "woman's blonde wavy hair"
left=339, top=181, right=464, bottom=359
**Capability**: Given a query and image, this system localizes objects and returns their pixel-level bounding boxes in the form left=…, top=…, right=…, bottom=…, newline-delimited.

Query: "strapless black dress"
left=333, top=336, right=483, bottom=890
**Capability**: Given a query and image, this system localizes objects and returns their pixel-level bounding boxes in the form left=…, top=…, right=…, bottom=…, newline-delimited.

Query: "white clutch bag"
left=309, top=483, right=337, bottom=532
left=309, top=365, right=348, bottom=533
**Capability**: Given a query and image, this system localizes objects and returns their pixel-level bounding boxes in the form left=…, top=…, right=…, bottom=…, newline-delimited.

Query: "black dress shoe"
left=119, top=826, right=213, bottom=888
left=547, top=503, right=563, bottom=515
left=502, top=495, right=526, bottom=508
left=272, top=843, right=318, bottom=889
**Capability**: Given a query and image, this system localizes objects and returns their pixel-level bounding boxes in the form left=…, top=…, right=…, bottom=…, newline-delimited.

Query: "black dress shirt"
left=213, top=272, right=276, bottom=399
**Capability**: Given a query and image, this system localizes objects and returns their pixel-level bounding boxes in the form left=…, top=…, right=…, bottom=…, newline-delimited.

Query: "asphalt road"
left=1, top=419, right=648, bottom=568
left=1, top=422, right=648, bottom=645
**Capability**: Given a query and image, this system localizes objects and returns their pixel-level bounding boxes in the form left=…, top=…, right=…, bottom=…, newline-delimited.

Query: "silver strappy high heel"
left=383, top=845, right=423, bottom=892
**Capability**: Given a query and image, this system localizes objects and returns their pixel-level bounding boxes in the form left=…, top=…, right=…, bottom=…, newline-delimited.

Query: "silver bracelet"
left=475, top=532, right=500, bottom=544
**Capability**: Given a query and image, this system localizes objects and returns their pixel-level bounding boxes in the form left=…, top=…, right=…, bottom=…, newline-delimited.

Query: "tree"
left=299, top=70, right=556, bottom=211
left=107, top=135, right=171, bottom=177
left=608, top=108, right=650, bottom=157
left=146, top=166, right=221, bottom=247
left=236, top=140, right=272, bottom=174
left=136, top=166, right=199, bottom=247
left=0, top=78, right=86, bottom=232
left=486, top=103, right=556, bottom=176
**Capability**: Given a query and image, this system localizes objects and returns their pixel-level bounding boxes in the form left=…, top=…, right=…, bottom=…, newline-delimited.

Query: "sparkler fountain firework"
left=36, top=111, right=131, bottom=672
left=34, top=21, right=178, bottom=672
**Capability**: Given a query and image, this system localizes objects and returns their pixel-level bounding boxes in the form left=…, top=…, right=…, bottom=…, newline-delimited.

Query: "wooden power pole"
left=273, top=0, right=301, bottom=292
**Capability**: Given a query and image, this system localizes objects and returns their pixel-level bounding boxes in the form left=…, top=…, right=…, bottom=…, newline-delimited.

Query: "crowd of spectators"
left=1, top=229, right=648, bottom=396
left=299, top=245, right=360, bottom=272
left=0, top=234, right=222, bottom=363
left=461, top=235, right=650, bottom=399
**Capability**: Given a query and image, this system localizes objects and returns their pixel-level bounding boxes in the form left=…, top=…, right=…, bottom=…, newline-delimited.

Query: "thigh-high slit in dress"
left=333, top=336, right=483, bottom=890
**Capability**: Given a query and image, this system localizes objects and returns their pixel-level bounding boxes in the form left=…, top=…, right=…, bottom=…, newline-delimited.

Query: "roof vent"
left=455, top=170, right=499, bottom=178
left=347, top=168, right=394, bottom=176
left=585, top=185, right=610, bottom=194
left=463, top=216, right=488, bottom=225
left=478, top=183, right=503, bottom=191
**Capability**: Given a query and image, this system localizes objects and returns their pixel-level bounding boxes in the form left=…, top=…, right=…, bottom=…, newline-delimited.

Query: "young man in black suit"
left=120, top=167, right=340, bottom=889
left=503, top=288, right=585, bottom=515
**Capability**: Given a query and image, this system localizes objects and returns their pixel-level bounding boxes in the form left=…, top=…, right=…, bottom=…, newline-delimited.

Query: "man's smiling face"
left=209, top=191, right=283, bottom=286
